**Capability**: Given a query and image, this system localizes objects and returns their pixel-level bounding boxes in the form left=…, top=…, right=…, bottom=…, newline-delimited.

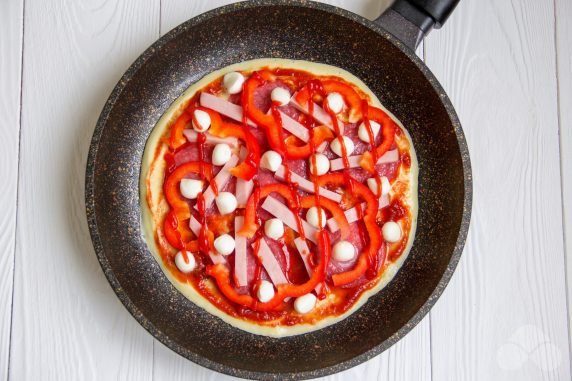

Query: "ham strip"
left=277, top=110, right=310, bottom=142
left=253, top=238, right=288, bottom=285
left=183, top=129, right=239, bottom=147
left=234, top=216, right=248, bottom=287
left=329, top=149, right=399, bottom=171
left=236, top=178, right=254, bottom=207
left=200, top=92, right=256, bottom=127
left=261, top=196, right=319, bottom=244
left=326, top=195, right=390, bottom=232
left=209, top=252, right=227, bottom=265
left=290, top=92, right=344, bottom=134
left=195, top=154, right=240, bottom=210
left=274, top=165, right=342, bottom=203
left=294, top=238, right=312, bottom=275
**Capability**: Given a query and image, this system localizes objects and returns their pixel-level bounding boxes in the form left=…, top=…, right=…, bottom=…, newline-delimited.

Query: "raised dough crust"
left=140, top=58, right=418, bottom=337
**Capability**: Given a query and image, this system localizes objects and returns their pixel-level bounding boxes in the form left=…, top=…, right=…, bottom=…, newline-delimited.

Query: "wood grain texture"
left=555, top=0, right=572, bottom=355
left=9, top=1, right=160, bottom=380
left=154, top=1, right=432, bottom=380
left=0, top=1, right=23, bottom=379
left=425, top=0, right=571, bottom=379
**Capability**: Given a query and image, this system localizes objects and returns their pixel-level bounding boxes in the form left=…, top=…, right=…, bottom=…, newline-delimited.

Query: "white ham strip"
left=234, top=216, right=248, bottom=287
left=196, top=154, right=240, bottom=210
left=188, top=215, right=226, bottom=264
left=326, top=195, right=390, bottom=232
left=294, top=238, right=313, bottom=275
left=200, top=92, right=256, bottom=127
left=274, top=165, right=342, bottom=203
left=290, top=92, right=344, bottom=134
left=254, top=238, right=288, bottom=285
left=277, top=110, right=310, bottom=142
left=316, top=141, right=328, bottom=153
left=329, top=149, right=399, bottom=171
left=236, top=178, right=254, bottom=207
left=261, top=196, right=319, bottom=244
left=183, top=129, right=239, bottom=147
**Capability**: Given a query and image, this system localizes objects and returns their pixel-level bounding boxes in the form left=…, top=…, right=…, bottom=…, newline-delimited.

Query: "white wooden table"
left=1, top=0, right=571, bottom=379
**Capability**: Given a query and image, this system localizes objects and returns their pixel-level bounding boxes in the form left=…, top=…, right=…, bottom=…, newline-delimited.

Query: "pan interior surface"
left=87, top=2, right=468, bottom=379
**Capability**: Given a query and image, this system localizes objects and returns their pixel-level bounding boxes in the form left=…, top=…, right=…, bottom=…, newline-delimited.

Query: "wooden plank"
left=425, top=0, right=571, bottom=379
left=155, top=1, right=432, bottom=380
left=555, top=0, right=572, bottom=351
left=0, top=1, right=24, bottom=379
left=9, top=1, right=159, bottom=379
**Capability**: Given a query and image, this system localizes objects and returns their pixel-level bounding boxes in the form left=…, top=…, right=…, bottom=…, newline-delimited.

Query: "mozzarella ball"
left=358, top=120, right=381, bottom=143
left=174, top=251, right=196, bottom=273
left=214, top=234, right=235, bottom=256
left=180, top=179, right=204, bottom=199
left=306, top=206, right=327, bottom=228
left=211, top=143, right=232, bottom=166
left=367, top=176, right=391, bottom=196
left=270, top=87, right=291, bottom=106
left=330, top=136, right=355, bottom=157
left=215, top=192, right=238, bottom=215
left=223, top=71, right=245, bottom=94
left=257, top=280, right=275, bottom=303
left=260, top=150, right=282, bottom=172
left=294, top=293, right=317, bottom=314
left=382, top=221, right=402, bottom=243
left=332, top=240, right=356, bottom=262
left=192, top=109, right=211, bottom=132
left=309, top=153, right=330, bottom=176
left=326, top=92, right=345, bottom=114
left=264, top=218, right=284, bottom=240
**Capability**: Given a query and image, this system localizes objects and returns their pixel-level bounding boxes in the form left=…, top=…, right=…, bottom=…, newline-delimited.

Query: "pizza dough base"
left=140, top=58, right=419, bottom=337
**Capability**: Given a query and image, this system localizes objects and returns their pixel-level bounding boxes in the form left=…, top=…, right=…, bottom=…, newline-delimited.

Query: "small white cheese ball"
left=382, top=221, right=402, bottom=243
left=294, top=293, right=317, bottom=314
left=358, top=120, right=381, bottom=143
left=212, top=143, right=232, bottom=166
left=330, top=136, right=355, bottom=157
left=270, top=87, right=291, bottom=106
left=367, top=176, right=391, bottom=196
left=215, top=192, right=238, bottom=215
left=257, top=280, right=275, bottom=303
left=332, top=240, right=356, bottom=262
left=326, top=92, right=345, bottom=114
left=180, top=179, right=204, bottom=199
left=223, top=71, right=245, bottom=94
left=175, top=251, right=196, bottom=273
left=214, top=234, right=235, bottom=256
left=309, top=153, right=330, bottom=176
left=260, top=150, right=282, bottom=172
left=192, top=109, right=211, bottom=132
left=264, top=218, right=284, bottom=240
left=306, top=206, right=326, bottom=229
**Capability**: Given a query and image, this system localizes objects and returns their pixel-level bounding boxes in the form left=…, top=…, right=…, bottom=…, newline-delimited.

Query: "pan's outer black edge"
left=85, top=0, right=472, bottom=379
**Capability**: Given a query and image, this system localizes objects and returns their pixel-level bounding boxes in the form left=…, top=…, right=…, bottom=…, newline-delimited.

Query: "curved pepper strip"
left=163, top=211, right=196, bottom=250
left=169, top=110, right=192, bottom=150
left=243, top=72, right=333, bottom=160
left=164, top=161, right=213, bottom=220
left=238, top=183, right=294, bottom=238
left=209, top=120, right=261, bottom=180
left=206, top=229, right=330, bottom=311
left=315, top=173, right=382, bottom=286
left=300, top=195, right=350, bottom=240
left=359, top=105, right=397, bottom=173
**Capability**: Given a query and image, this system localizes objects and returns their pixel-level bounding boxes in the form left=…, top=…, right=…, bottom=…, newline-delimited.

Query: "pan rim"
left=85, top=0, right=472, bottom=379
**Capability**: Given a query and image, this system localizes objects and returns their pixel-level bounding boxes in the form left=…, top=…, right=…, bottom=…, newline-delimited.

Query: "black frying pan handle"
left=374, top=0, right=460, bottom=51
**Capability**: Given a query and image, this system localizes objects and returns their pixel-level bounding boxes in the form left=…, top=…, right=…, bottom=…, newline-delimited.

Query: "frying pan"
left=85, top=0, right=471, bottom=379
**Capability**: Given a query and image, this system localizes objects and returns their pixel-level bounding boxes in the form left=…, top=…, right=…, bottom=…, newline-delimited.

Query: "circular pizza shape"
left=140, top=59, right=418, bottom=337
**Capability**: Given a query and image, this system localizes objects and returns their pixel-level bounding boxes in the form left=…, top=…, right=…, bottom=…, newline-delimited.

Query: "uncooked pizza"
left=141, top=59, right=418, bottom=337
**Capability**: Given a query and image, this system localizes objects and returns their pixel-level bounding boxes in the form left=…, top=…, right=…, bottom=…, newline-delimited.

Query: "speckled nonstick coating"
left=85, top=1, right=472, bottom=379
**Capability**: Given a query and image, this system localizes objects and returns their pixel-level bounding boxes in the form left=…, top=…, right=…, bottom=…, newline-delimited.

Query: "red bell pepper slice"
left=359, top=105, right=397, bottom=173
left=164, top=161, right=213, bottom=220
left=315, top=173, right=382, bottom=286
left=163, top=210, right=199, bottom=252
left=169, top=110, right=192, bottom=150
left=209, top=120, right=261, bottom=181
